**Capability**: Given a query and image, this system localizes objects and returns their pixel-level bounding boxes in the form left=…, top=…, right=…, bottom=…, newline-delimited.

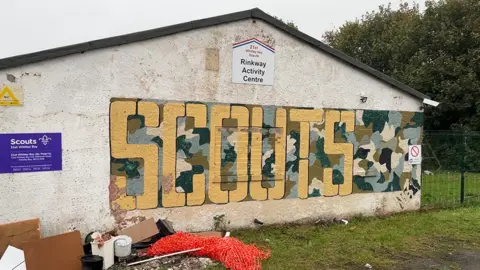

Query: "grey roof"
left=0, top=8, right=429, bottom=100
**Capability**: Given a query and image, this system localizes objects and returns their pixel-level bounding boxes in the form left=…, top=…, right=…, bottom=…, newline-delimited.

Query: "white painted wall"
left=0, top=19, right=423, bottom=236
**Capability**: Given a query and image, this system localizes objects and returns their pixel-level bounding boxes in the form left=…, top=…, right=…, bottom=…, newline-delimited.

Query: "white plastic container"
left=91, top=237, right=117, bottom=270
left=114, top=235, right=132, bottom=258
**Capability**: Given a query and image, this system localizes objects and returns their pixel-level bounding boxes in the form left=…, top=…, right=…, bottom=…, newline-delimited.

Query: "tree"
left=323, top=0, right=480, bottom=131
left=273, top=16, right=299, bottom=29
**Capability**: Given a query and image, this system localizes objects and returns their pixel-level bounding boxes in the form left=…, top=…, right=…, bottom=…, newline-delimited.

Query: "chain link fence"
left=422, top=130, right=480, bottom=207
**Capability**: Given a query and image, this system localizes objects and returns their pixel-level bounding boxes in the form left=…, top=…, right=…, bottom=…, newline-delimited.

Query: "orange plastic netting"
left=147, top=232, right=270, bottom=270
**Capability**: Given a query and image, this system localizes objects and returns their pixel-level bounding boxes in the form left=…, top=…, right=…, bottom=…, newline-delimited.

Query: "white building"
left=0, top=9, right=436, bottom=236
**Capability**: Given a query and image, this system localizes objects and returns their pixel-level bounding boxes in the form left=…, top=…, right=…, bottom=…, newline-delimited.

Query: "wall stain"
left=163, top=174, right=174, bottom=194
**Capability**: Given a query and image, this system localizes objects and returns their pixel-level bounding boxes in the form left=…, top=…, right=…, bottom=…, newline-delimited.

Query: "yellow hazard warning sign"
left=0, top=86, right=23, bottom=106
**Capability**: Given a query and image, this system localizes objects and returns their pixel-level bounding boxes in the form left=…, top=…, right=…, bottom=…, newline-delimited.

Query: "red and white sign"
left=232, top=38, right=275, bottom=86
left=408, top=145, right=422, bottom=165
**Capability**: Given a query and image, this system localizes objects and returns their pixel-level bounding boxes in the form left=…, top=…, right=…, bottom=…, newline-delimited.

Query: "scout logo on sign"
left=232, top=38, right=275, bottom=86
left=408, top=145, right=422, bottom=165
left=0, top=86, right=23, bottom=106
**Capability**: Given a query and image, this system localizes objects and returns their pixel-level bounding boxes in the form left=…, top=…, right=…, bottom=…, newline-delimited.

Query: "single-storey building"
left=0, top=8, right=438, bottom=236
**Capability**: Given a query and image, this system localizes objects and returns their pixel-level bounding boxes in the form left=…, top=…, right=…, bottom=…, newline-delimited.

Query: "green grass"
left=208, top=207, right=480, bottom=270
left=422, top=172, right=480, bottom=207
left=114, top=172, right=480, bottom=270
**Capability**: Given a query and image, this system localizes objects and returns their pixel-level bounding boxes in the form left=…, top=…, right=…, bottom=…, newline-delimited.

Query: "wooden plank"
left=191, top=231, right=223, bottom=238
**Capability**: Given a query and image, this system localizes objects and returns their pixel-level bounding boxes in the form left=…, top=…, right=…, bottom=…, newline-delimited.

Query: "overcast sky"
left=1, top=0, right=421, bottom=59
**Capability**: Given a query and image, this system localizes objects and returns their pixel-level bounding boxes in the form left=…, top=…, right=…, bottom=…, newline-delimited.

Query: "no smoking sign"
left=408, top=145, right=422, bottom=165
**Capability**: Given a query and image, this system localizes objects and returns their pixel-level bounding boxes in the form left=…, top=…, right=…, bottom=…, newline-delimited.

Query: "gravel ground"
left=110, top=256, right=217, bottom=270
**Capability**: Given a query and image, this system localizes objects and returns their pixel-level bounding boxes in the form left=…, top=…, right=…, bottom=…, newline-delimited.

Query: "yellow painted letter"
left=250, top=107, right=267, bottom=201
left=110, top=100, right=159, bottom=209
left=186, top=104, right=207, bottom=206
left=289, top=109, right=323, bottom=199
left=269, top=108, right=287, bottom=200
left=323, top=110, right=355, bottom=196
left=229, top=106, right=249, bottom=202
left=208, top=105, right=230, bottom=204
left=162, top=103, right=187, bottom=207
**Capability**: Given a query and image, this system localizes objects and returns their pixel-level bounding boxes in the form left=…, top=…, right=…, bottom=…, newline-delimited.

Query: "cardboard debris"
left=23, top=231, right=84, bottom=270
left=157, top=219, right=175, bottom=236
left=192, top=231, right=223, bottom=238
left=119, top=218, right=159, bottom=244
left=0, top=245, right=26, bottom=270
left=0, top=218, right=41, bottom=257
left=130, top=219, right=175, bottom=250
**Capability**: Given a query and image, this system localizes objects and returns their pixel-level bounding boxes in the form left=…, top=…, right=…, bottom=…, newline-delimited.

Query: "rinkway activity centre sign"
left=232, top=38, right=275, bottom=86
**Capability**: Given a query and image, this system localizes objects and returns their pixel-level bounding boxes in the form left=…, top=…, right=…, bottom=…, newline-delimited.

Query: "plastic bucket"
left=114, top=235, right=132, bottom=258
left=80, top=255, right=103, bottom=270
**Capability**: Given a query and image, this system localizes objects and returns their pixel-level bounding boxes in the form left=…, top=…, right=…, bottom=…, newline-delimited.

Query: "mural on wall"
left=110, top=99, right=423, bottom=210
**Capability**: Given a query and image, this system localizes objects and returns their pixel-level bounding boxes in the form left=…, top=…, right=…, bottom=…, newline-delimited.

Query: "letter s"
left=323, top=110, right=355, bottom=196
left=110, top=100, right=159, bottom=209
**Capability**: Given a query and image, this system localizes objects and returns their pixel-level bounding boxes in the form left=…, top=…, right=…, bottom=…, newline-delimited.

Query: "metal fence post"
left=460, top=128, right=466, bottom=204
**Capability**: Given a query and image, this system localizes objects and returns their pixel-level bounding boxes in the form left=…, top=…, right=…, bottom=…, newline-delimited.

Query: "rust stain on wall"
left=205, top=48, right=219, bottom=71
left=162, top=174, right=174, bottom=194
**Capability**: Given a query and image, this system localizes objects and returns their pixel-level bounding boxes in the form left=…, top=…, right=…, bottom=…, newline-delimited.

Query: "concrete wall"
left=0, top=19, right=423, bottom=236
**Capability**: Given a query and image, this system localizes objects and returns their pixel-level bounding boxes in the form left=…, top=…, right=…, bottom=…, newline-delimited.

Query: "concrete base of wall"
left=120, top=191, right=420, bottom=233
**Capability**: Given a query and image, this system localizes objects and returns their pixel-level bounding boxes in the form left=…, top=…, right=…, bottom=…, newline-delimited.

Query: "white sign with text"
left=232, top=38, right=275, bottom=86
left=408, top=145, right=422, bottom=165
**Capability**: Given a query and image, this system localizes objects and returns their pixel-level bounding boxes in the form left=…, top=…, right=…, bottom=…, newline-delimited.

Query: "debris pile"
left=115, top=255, right=216, bottom=270
left=147, top=232, right=270, bottom=270
left=0, top=217, right=270, bottom=270
left=0, top=218, right=85, bottom=270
